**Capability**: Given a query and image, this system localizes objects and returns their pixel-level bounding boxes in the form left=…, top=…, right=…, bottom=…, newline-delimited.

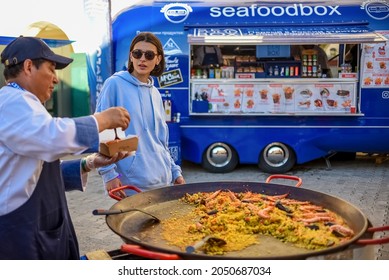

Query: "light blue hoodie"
left=95, top=71, right=182, bottom=191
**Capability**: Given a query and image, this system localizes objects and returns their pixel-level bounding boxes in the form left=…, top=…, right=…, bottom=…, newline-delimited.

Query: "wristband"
left=81, top=158, right=89, bottom=172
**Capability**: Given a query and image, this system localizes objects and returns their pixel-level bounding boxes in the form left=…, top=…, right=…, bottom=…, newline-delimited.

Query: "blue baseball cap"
left=1, top=36, right=73, bottom=69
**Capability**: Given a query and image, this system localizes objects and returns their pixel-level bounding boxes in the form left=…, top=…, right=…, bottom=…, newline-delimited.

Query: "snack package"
left=99, top=130, right=138, bottom=157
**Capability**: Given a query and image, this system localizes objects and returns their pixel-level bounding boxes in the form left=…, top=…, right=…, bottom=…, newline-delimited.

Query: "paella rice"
left=161, top=190, right=354, bottom=255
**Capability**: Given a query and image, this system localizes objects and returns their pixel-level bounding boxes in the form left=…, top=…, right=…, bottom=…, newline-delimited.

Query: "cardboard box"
left=99, top=136, right=138, bottom=157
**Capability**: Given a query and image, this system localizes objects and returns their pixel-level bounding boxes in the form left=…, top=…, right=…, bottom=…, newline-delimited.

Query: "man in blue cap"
left=0, top=36, right=131, bottom=259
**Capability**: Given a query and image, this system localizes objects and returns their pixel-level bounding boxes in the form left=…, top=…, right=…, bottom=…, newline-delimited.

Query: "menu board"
left=361, top=40, right=389, bottom=87
left=191, top=82, right=356, bottom=114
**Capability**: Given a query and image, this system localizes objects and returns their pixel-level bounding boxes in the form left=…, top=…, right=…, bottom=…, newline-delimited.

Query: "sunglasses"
left=131, top=49, right=158, bottom=60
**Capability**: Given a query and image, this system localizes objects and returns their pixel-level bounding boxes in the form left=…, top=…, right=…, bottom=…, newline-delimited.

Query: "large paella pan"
left=96, top=175, right=389, bottom=259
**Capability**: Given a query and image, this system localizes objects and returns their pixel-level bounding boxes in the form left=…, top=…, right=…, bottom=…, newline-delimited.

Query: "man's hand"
left=85, top=151, right=130, bottom=170
left=94, top=107, right=130, bottom=132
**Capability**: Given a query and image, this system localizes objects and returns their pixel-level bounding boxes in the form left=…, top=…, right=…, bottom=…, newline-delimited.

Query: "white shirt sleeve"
left=2, top=91, right=83, bottom=162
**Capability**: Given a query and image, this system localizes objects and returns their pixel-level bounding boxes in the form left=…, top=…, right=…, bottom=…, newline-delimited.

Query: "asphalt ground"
left=66, top=153, right=389, bottom=260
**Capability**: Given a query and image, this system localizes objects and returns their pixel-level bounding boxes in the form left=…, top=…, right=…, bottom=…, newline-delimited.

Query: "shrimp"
left=227, top=190, right=242, bottom=207
left=258, top=205, right=274, bottom=219
left=195, top=222, right=203, bottom=230
left=245, top=203, right=273, bottom=219
left=282, top=199, right=311, bottom=206
left=242, top=197, right=264, bottom=203
left=329, top=224, right=354, bottom=237
left=246, top=203, right=260, bottom=212
left=299, top=216, right=334, bottom=223
left=301, top=212, right=331, bottom=218
left=227, top=190, right=240, bottom=202
left=205, top=189, right=221, bottom=201
left=299, top=205, right=324, bottom=211
left=241, top=191, right=254, bottom=200
left=264, top=193, right=289, bottom=202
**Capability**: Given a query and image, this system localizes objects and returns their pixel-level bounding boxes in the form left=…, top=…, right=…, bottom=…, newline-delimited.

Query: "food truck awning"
left=0, top=36, right=74, bottom=47
left=187, top=23, right=387, bottom=45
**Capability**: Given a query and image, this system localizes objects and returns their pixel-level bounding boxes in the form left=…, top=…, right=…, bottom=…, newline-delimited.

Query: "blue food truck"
left=107, top=0, right=389, bottom=173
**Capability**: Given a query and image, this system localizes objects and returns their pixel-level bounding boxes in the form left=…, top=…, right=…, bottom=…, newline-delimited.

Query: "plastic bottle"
left=294, top=66, right=299, bottom=76
left=215, top=64, right=221, bottom=79
left=280, top=66, right=285, bottom=76
left=174, top=112, right=181, bottom=123
left=268, top=65, right=273, bottom=76
left=163, top=90, right=172, bottom=122
left=208, top=64, right=215, bottom=78
left=312, top=65, right=317, bottom=77
left=229, top=67, right=234, bottom=79
left=196, top=68, right=202, bottom=78
left=202, top=68, right=207, bottom=79
left=191, top=68, right=196, bottom=78
left=274, top=65, right=279, bottom=76
left=307, top=65, right=312, bottom=77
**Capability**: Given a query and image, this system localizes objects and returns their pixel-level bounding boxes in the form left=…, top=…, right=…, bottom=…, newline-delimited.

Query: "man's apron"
left=0, top=160, right=79, bottom=259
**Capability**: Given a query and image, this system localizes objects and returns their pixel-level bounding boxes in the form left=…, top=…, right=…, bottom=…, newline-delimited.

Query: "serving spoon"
left=185, top=235, right=226, bottom=253
left=93, top=208, right=160, bottom=223
left=114, top=128, right=120, bottom=140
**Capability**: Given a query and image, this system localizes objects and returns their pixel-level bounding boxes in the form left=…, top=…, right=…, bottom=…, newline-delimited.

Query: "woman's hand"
left=105, top=177, right=126, bottom=199
left=174, top=176, right=186, bottom=185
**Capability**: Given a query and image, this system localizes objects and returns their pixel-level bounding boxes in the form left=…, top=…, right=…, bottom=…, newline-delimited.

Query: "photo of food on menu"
left=191, top=82, right=356, bottom=114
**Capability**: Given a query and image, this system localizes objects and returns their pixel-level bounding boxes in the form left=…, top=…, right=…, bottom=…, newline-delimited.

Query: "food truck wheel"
left=258, top=142, right=296, bottom=174
left=202, top=142, right=238, bottom=173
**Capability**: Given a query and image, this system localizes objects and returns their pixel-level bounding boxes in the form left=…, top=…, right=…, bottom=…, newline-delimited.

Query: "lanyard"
left=7, top=82, right=24, bottom=91
left=7, top=81, right=46, bottom=105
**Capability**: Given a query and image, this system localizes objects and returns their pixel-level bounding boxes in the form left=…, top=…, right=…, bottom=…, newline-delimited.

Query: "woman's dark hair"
left=3, top=59, right=46, bottom=80
left=127, top=32, right=165, bottom=77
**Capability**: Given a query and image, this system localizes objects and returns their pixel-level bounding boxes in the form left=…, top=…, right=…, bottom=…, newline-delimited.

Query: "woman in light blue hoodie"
left=95, top=32, right=185, bottom=195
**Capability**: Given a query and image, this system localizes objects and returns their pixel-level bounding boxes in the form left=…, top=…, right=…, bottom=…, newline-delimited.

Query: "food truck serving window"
left=187, top=24, right=387, bottom=45
left=187, top=23, right=388, bottom=116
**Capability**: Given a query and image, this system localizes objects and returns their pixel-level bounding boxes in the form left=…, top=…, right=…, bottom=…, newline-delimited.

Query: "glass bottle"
left=317, top=64, right=322, bottom=78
